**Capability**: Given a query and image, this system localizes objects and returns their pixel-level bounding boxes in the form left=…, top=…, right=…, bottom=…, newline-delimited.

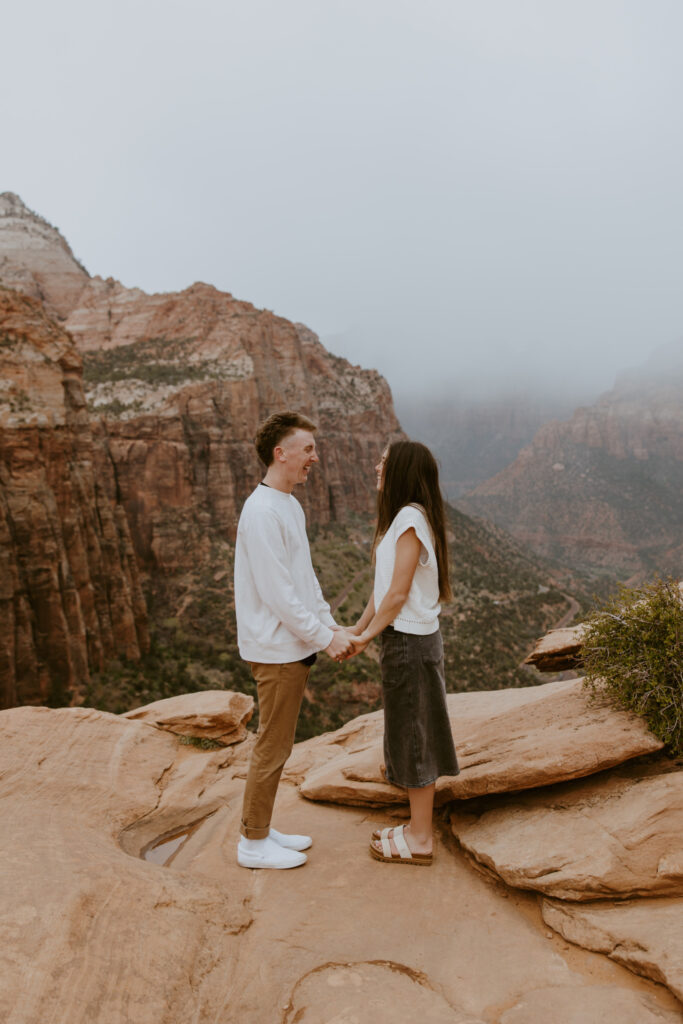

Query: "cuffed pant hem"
left=240, top=822, right=270, bottom=840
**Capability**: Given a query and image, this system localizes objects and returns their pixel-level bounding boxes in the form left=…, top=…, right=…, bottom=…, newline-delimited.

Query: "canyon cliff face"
left=0, top=193, right=401, bottom=573
left=0, top=289, right=148, bottom=709
left=0, top=195, right=402, bottom=707
left=67, top=277, right=399, bottom=571
left=461, top=351, right=683, bottom=578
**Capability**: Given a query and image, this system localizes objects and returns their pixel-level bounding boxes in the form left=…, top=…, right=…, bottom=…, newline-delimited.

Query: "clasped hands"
left=325, top=626, right=370, bottom=663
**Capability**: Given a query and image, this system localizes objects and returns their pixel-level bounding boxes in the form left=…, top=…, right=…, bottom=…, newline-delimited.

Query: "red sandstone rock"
left=122, top=690, right=254, bottom=744
left=293, top=679, right=663, bottom=806
left=0, top=290, right=148, bottom=709
left=451, top=763, right=683, bottom=901
left=542, top=897, right=683, bottom=1004
left=2, top=696, right=680, bottom=1021
left=523, top=624, right=587, bottom=671
left=0, top=196, right=403, bottom=703
left=66, top=279, right=401, bottom=569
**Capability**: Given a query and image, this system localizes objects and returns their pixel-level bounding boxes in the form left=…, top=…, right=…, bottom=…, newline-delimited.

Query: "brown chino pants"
left=240, top=659, right=311, bottom=839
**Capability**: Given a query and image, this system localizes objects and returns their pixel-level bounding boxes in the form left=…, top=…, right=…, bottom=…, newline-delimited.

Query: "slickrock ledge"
left=294, top=678, right=663, bottom=806
left=523, top=624, right=587, bottom=671
left=524, top=581, right=683, bottom=672
left=3, top=692, right=681, bottom=1022
left=284, top=962, right=486, bottom=1024
left=122, top=689, right=254, bottom=744
left=499, top=985, right=682, bottom=1024
left=541, top=898, right=683, bottom=1004
left=450, top=763, right=683, bottom=901
left=0, top=705, right=253, bottom=1024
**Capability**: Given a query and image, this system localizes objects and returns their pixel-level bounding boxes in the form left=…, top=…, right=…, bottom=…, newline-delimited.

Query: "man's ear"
left=273, top=444, right=287, bottom=463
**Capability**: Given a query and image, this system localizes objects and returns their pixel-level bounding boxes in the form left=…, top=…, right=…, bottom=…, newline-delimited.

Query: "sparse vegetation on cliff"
left=82, top=335, right=253, bottom=417
left=582, top=577, right=683, bottom=754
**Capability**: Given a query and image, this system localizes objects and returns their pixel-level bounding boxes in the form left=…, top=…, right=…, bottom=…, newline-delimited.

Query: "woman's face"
left=375, top=448, right=388, bottom=491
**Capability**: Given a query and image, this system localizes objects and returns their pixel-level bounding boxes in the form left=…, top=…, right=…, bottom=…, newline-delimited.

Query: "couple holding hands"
left=234, top=411, right=459, bottom=870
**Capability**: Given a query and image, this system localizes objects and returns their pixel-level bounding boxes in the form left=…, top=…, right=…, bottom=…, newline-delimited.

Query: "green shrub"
left=582, top=577, right=683, bottom=754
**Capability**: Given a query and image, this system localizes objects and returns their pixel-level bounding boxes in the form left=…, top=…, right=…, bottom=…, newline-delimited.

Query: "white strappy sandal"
left=369, top=824, right=433, bottom=866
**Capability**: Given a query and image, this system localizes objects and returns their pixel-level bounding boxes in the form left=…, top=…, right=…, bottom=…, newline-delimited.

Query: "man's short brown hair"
left=255, top=411, right=317, bottom=466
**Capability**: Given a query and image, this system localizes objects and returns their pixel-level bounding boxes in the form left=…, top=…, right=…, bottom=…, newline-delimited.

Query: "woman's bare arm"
left=348, top=528, right=421, bottom=652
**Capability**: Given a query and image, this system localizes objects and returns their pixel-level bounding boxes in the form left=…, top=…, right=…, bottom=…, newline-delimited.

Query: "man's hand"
left=325, top=630, right=355, bottom=661
left=343, top=633, right=371, bottom=659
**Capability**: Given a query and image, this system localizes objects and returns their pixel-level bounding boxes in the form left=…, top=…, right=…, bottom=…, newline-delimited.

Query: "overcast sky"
left=4, top=0, right=683, bottom=401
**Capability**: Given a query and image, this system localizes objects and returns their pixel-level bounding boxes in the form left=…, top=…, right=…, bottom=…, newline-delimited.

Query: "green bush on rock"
left=582, top=577, right=683, bottom=755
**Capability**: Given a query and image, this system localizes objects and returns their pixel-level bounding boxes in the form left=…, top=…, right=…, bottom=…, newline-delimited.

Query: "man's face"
left=278, top=429, right=319, bottom=484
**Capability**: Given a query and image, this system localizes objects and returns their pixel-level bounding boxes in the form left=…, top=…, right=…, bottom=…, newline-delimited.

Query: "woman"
left=348, top=440, right=459, bottom=865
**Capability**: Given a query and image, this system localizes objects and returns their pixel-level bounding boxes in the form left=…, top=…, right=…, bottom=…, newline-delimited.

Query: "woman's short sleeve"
left=393, top=505, right=435, bottom=566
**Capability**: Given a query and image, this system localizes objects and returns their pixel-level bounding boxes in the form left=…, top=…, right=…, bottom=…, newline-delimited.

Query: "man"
left=234, top=410, right=353, bottom=869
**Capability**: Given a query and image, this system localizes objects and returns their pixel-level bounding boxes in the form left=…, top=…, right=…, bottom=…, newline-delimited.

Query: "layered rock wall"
left=0, top=290, right=148, bottom=708
left=68, top=280, right=399, bottom=570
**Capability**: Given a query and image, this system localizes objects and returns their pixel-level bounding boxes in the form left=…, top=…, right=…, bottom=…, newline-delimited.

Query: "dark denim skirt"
left=379, top=625, right=460, bottom=789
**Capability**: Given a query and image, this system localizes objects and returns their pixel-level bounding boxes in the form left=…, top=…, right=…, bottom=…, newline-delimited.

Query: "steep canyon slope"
left=461, top=348, right=683, bottom=579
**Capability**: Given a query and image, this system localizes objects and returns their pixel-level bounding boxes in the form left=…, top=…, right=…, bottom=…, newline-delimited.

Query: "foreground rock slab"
left=0, top=705, right=251, bottom=1024
left=451, top=763, right=683, bottom=901
left=523, top=624, right=586, bottom=672
left=284, top=962, right=486, bottom=1023
left=524, top=582, right=683, bottom=673
left=122, top=689, right=254, bottom=744
left=500, top=984, right=681, bottom=1024
left=542, top=898, right=683, bottom=1003
left=3, top=694, right=681, bottom=1022
left=294, top=679, right=663, bottom=807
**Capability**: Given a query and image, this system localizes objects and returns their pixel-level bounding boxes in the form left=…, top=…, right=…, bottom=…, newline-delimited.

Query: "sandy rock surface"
left=284, top=962, right=486, bottom=1023
left=542, top=898, right=683, bottom=1003
left=3, top=694, right=681, bottom=1022
left=499, top=984, right=681, bottom=1024
left=122, top=689, right=254, bottom=744
left=451, top=762, right=683, bottom=900
left=0, top=705, right=252, bottom=1024
left=294, top=679, right=663, bottom=806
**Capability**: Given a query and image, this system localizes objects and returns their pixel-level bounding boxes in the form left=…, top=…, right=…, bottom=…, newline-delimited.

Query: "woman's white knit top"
left=374, top=503, right=440, bottom=635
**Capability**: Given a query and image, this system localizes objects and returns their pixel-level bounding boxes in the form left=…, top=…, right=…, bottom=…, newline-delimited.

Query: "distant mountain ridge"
left=397, top=392, right=580, bottom=498
left=461, top=349, right=683, bottom=578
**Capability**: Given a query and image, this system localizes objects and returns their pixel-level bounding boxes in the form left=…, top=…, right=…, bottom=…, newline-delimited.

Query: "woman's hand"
left=344, top=632, right=371, bottom=658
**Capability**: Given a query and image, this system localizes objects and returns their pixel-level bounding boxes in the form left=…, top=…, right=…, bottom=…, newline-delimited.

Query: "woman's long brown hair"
left=373, top=440, right=452, bottom=602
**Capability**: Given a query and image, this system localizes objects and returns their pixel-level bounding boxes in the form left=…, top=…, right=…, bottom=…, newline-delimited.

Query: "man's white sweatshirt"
left=234, top=484, right=336, bottom=663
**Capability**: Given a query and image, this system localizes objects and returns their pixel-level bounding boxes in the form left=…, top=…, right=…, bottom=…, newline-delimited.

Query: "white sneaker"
left=237, top=836, right=307, bottom=870
left=269, top=827, right=313, bottom=852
